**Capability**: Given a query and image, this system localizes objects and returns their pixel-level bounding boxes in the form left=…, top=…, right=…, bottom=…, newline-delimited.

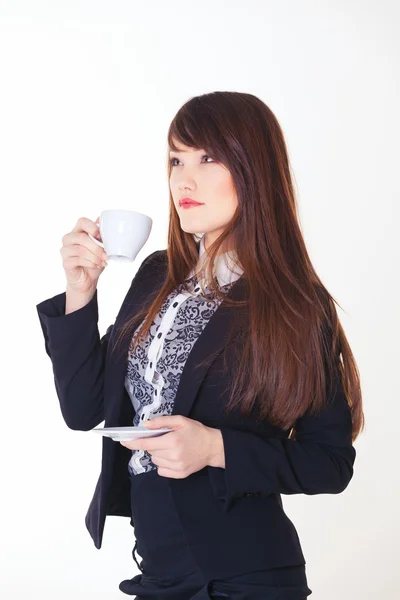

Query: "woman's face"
left=169, top=141, right=238, bottom=253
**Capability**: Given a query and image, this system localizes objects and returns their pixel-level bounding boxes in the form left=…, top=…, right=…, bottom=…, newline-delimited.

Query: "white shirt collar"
left=187, top=234, right=244, bottom=289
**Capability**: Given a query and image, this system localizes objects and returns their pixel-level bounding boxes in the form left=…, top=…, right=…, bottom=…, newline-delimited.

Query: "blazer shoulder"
left=150, top=248, right=167, bottom=261
left=143, top=248, right=167, bottom=269
left=136, top=249, right=168, bottom=281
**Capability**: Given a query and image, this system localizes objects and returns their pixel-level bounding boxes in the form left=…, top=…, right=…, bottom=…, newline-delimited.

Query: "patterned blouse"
left=124, top=237, right=243, bottom=476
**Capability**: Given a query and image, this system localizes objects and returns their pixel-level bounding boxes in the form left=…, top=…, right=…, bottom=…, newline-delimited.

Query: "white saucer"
left=92, top=426, right=173, bottom=441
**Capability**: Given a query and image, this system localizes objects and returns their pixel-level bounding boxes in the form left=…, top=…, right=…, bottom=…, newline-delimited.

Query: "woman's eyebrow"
left=168, top=148, right=203, bottom=154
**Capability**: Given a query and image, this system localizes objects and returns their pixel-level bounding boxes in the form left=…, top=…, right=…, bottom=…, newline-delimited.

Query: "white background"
left=0, top=1, right=398, bottom=598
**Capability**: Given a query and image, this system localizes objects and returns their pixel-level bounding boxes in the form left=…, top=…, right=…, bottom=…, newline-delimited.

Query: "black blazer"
left=36, top=249, right=356, bottom=580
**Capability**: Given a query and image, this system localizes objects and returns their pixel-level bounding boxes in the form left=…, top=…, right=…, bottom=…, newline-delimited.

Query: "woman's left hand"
left=119, top=415, right=223, bottom=478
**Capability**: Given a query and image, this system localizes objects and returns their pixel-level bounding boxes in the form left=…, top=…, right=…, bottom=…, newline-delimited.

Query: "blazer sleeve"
left=208, top=371, right=356, bottom=511
left=36, top=250, right=160, bottom=431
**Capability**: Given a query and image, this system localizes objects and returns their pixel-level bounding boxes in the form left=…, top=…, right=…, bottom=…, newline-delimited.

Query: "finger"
left=68, top=216, right=104, bottom=247
left=72, top=216, right=100, bottom=237
left=63, top=255, right=105, bottom=270
left=62, top=244, right=107, bottom=268
left=61, top=243, right=105, bottom=267
left=150, top=456, right=181, bottom=470
left=93, top=216, right=102, bottom=240
left=120, top=439, right=148, bottom=450
left=135, top=432, right=175, bottom=450
left=120, top=435, right=171, bottom=451
left=63, top=232, right=108, bottom=262
left=120, top=440, right=137, bottom=449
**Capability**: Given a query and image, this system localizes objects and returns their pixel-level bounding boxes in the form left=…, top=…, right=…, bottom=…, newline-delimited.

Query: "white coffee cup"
left=88, top=209, right=153, bottom=262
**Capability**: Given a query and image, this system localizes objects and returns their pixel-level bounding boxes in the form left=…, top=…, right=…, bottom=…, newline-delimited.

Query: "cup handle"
left=88, top=223, right=104, bottom=248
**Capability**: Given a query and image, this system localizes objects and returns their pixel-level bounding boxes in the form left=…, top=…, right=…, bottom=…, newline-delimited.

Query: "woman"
left=36, top=91, right=364, bottom=599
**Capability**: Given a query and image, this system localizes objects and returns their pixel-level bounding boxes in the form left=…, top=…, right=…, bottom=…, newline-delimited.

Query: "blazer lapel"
left=172, top=277, right=247, bottom=417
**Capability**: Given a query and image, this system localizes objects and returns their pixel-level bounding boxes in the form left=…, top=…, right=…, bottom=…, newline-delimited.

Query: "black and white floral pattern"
left=124, top=274, right=234, bottom=475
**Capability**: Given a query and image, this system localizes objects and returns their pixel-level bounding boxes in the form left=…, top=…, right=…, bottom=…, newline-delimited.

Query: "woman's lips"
left=180, top=203, right=204, bottom=209
left=179, top=197, right=204, bottom=208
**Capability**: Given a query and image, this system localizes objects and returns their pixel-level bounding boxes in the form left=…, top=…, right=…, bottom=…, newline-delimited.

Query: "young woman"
left=37, top=91, right=364, bottom=600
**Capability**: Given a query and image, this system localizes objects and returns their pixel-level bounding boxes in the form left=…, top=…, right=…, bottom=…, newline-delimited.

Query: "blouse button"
left=173, top=302, right=178, bottom=308
left=157, top=332, right=162, bottom=338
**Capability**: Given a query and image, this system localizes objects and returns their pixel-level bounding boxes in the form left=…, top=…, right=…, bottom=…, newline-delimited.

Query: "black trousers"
left=120, top=564, right=311, bottom=599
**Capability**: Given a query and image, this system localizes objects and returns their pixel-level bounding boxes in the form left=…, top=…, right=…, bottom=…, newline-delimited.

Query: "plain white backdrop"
left=0, top=1, right=398, bottom=598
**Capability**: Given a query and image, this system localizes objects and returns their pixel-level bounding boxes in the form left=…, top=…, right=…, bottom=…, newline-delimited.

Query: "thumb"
left=93, top=216, right=101, bottom=240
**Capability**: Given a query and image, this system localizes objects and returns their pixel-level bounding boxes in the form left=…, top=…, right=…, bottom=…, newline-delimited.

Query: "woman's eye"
left=169, top=155, right=214, bottom=167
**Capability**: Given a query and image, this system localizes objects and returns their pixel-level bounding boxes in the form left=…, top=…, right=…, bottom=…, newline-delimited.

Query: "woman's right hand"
left=60, top=216, right=109, bottom=295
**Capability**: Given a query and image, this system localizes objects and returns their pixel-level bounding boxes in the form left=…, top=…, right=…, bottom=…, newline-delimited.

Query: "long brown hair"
left=112, top=91, right=364, bottom=442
